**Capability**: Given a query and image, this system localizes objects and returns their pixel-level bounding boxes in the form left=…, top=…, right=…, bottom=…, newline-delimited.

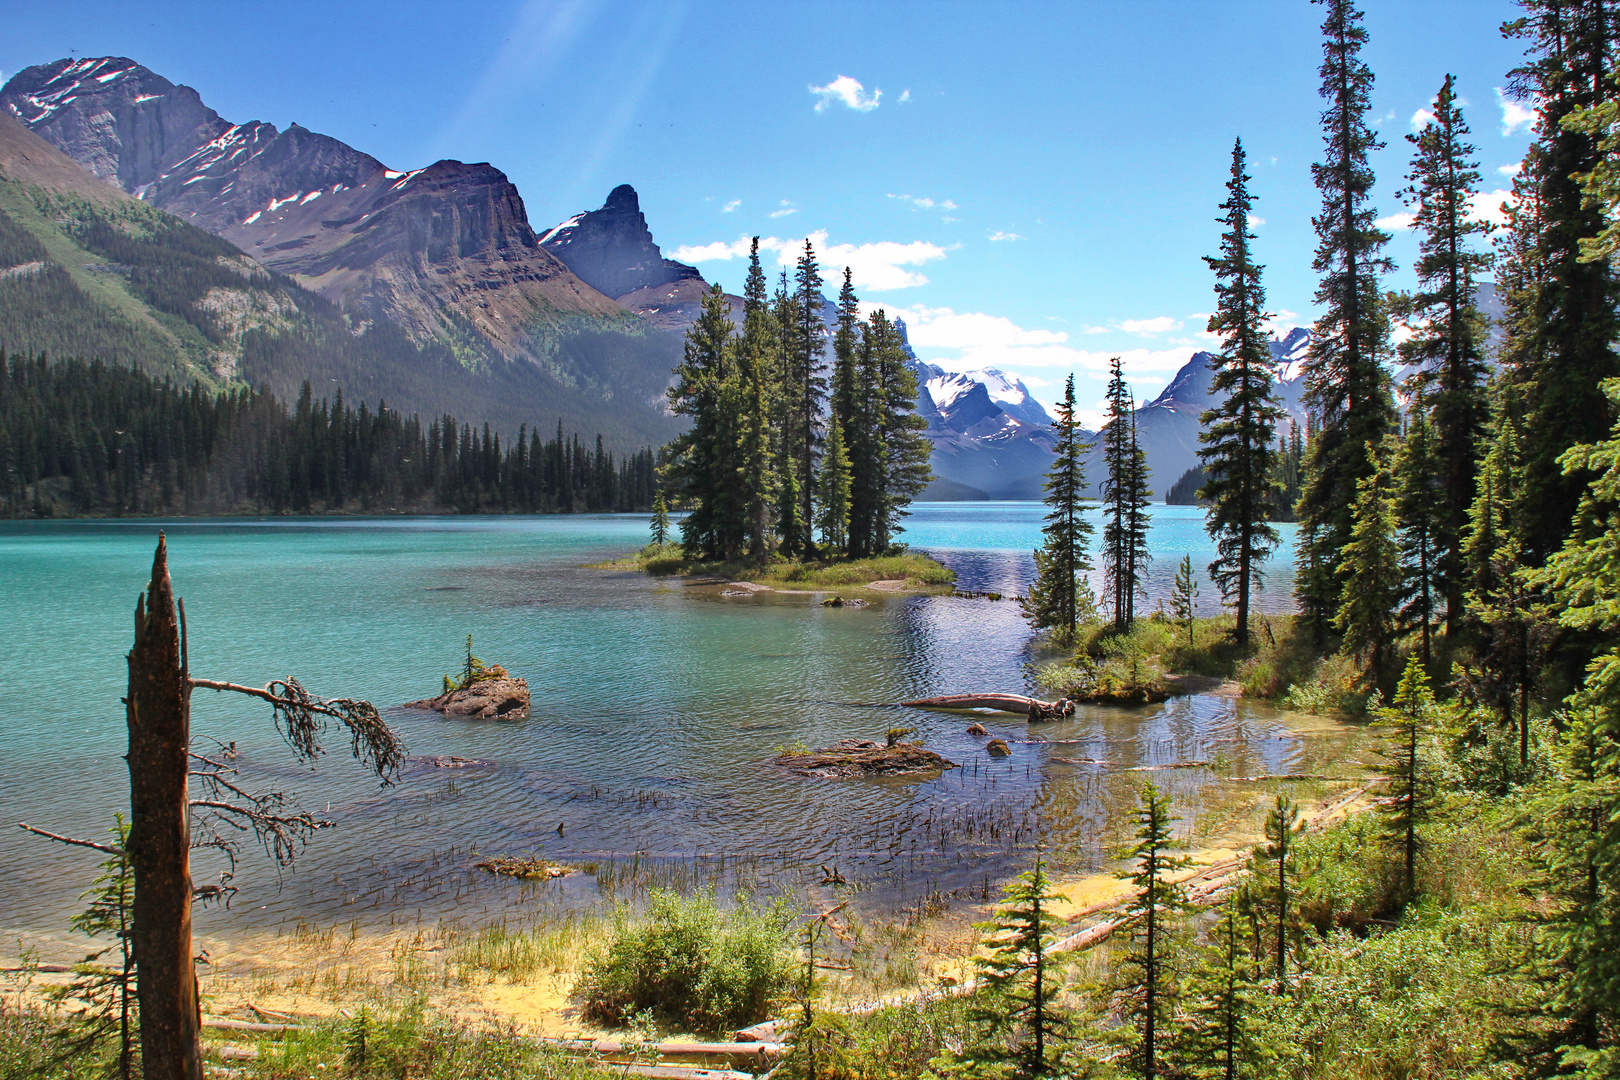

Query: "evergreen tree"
left=1501, top=1, right=1620, bottom=562
left=816, top=415, right=852, bottom=554
left=665, top=284, right=742, bottom=560
left=1396, top=75, right=1494, bottom=633
left=1375, top=657, right=1442, bottom=901
left=1335, top=442, right=1402, bottom=690
left=1022, top=374, right=1096, bottom=641
left=868, top=310, right=933, bottom=552
left=1103, top=357, right=1152, bottom=632
left=1296, top=0, right=1398, bottom=643
left=1260, top=794, right=1301, bottom=986
left=1176, top=897, right=1264, bottom=1080
left=1171, top=554, right=1199, bottom=651
left=791, top=242, right=827, bottom=557
left=650, top=490, right=670, bottom=547
left=1200, top=137, right=1283, bottom=647
left=1395, top=402, right=1445, bottom=672
left=969, top=855, right=1069, bottom=1077
left=1115, top=782, right=1190, bottom=1080
left=738, top=238, right=780, bottom=566
left=47, top=816, right=136, bottom=1077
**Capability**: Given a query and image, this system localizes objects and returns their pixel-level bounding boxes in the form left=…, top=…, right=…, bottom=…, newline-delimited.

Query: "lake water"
left=0, top=503, right=1326, bottom=949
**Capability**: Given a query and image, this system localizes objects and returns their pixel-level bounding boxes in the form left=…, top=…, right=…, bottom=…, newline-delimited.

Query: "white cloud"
left=889, top=193, right=959, bottom=212
left=899, top=89, right=911, bottom=103
left=1250, top=215, right=1266, bottom=227
left=1119, top=316, right=1180, bottom=336
left=1377, top=211, right=1416, bottom=231
left=1497, top=87, right=1537, bottom=136
left=721, top=199, right=740, bottom=213
left=988, top=231, right=1023, bottom=242
left=1497, top=162, right=1522, bottom=177
left=669, top=230, right=948, bottom=291
left=810, top=75, right=881, bottom=113
left=1411, top=107, right=1437, bottom=131
left=1468, top=188, right=1515, bottom=227
left=769, top=207, right=798, bottom=218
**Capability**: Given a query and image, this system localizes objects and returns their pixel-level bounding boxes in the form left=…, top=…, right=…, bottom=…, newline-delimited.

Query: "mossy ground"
left=594, top=543, right=957, bottom=593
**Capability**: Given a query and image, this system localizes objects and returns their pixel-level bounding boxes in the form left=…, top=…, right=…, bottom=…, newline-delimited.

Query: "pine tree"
left=666, top=284, right=742, bottom=560
left=969, top=855, right=1069, bottom=1077
left=1396, top=74, right=1493, bottom=634
left=1022, top=374, right=1096, bottom=641
left=868, top=310, right=933, bottom=553
left=791, top=241, right=827, bottom=557
left=1176, top=897, right=1264, bottom=1080
left=1200, top=138, right=1283, bottom=647
left=816, top=415, right=852, bottom=554
left=1296, top=0, right=1398, bottom=643
left=1374, top=657, right=1441, bottom=901
left=1501, top=1, right=1620, bottom=562
left=1335, top=441, right=1401, bottom=691
left=1395, top=402, right=1445, bottom=672
left=1103, top=357, right=1152, bottom=632
left=737, top=238, right=780, bottom=566
left=650, top=491, right=670, bottom=547
left=47, top=816, right=137, bottom=1078
left=1260, top=793, right=1301, bottom=986
left=1171, top=554, right=1199, bottom=651
left=1115, top=782, right=1190, bottom=1080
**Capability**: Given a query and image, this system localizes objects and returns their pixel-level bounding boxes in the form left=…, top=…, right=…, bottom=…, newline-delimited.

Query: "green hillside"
left=0, top=178, right=682, bottom=450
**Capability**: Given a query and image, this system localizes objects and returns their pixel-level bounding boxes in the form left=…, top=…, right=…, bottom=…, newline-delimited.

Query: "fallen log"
left=536, top=1037, right=785, bottom=1062
left=902, top=694, right=1075, bottom=719
left=202, top=1017, right=302, bottom=1033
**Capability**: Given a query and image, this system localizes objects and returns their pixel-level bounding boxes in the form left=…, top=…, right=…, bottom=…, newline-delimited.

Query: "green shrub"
left=1283, top=653, right=1370, bottom=715
left=577, top=889, right=795, bottom=1035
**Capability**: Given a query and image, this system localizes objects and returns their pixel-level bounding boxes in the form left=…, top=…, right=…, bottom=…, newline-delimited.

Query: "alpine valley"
left=1, top=55, right=1310, bottom=495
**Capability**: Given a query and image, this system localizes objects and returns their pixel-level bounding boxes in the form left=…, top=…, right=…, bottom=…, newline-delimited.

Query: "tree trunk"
left=126, top=535, right=202, bottom=1080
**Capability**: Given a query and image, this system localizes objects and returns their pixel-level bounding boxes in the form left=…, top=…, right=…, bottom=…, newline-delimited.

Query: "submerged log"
left=775, top=739, right=958, bottom=778
left=903, top=693, right=1074, bottom=720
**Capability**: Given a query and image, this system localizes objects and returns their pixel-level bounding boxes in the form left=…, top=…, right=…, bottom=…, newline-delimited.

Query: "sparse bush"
left=1283, top=653, right=1370, bottom=715
left=577, top=889, right=795, bottom=1035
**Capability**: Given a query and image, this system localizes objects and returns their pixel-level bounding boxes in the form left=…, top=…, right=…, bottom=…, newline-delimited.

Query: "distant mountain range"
left=0, top=53, right=1313, bottom=496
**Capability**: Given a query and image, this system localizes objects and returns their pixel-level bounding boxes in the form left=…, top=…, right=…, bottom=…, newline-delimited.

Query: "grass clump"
left=577, top=888, right=795, bottom=1035
left=1034, top=619, right=1173, bottom=704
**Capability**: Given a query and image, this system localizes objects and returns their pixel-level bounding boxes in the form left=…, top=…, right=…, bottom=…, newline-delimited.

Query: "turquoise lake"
left=0, top=503, right=1329, bottom=949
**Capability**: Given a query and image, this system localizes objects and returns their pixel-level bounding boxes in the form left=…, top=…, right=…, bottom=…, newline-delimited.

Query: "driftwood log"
left=902, top=694, right=1075, bottom=720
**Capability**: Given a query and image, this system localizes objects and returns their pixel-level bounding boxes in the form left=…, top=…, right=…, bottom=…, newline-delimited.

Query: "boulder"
left=405, top=677, right=529, bottom=719
left=986, top=739, right=1011, bottom=758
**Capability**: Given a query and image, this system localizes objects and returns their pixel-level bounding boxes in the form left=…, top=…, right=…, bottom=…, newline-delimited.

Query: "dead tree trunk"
left=125, top=535, right=202, bottom=1080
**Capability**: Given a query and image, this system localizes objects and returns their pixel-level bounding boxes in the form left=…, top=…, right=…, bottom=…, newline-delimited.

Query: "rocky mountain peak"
left=539, top=184, right=701, bottom=301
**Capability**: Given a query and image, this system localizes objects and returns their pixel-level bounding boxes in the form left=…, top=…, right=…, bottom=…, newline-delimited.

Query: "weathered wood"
left=202, top=1017, right=302, bottom=1033
left=537, top=1037, right=785, bottom=1061
left=127, top=534, right=204, bottom=1080
left=902, top=694, right=1041, bottom=713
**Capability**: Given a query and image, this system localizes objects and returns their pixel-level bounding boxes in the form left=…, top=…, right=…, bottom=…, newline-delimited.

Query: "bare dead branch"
left=188, top=677, right=404, bottom=783
left=17, top=823, right=127, bottom=857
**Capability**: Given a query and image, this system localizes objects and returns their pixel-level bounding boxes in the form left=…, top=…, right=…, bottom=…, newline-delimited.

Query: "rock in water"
left=985, top=739, right=1011, bottom=758
left=404, top=677, right=530, bottom=719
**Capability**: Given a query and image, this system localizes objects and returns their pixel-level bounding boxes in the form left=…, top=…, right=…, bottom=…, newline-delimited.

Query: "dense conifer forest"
left=0, top=352, right=655, bottom=516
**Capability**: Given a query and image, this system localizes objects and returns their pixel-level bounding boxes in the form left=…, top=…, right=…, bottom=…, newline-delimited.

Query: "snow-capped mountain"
left=910, top=354, right=1069, bottom=500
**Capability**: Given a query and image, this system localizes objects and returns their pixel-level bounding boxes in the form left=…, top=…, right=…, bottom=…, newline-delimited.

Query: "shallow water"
left=0, top=503, right=1336, bottom=946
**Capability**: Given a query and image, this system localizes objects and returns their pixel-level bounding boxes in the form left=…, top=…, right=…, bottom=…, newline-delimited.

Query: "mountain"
left=1080, top=327, right=1312, bottom=498
left=911, top=357, right=1067, bottom=500
left=0, top=56, right=683, bottom=446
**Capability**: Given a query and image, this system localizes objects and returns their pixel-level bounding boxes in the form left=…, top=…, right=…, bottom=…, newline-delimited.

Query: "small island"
left=404, top=636, right=530, bottom=719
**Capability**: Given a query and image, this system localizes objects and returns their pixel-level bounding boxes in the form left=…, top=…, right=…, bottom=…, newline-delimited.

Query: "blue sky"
left=3, top=0, right=1534, bottom=424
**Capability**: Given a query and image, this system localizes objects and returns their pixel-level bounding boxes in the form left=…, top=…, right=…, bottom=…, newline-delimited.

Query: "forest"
left=0, top=353, right=656, bottom=516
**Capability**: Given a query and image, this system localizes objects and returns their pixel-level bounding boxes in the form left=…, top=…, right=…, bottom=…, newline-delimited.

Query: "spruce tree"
left=1395, top=402, right=1445, bottom=672
left=1176, top=896, right=1264, bottom=1080
left=1200, top=138, right=1284, bottom=646
left=1375, top=656, right=1441, bottom=901
left=650, top=490, right=670, bottom=547
left=1103, top=357, right=1152, bottom=633
left=1260, top=793, right=1301, bottom=986
left=868, top=309, right=933, bottom=552
left=738, top=239, right=780, bottom=566
left=791, top=241, right=827, bottom=557
left=1296, top=0, right=1398, bottom=642
left=665, top=284, right=742, bottom=560
left=1397, top=75, right=1493, bottom=633
left=969, top=855, right=1069, bottom=1076
left=1115, top=781, right=1190, bottom=1080
left=1502, top=1, right=1620, bottom=562
left=1022, top=374, right=1096, bottom=641
left=1171, top=554, right=1199, bottom=651
left=1334, top=441, right=1401, bottom=691
left=816, top=415, right=852, bottom=554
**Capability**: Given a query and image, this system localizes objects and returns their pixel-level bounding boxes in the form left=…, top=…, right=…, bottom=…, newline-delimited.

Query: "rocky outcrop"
left=774, top=739, right=957, bottom=778
left=405, top=677, right=530, bottom=719
left=539, top=184, right=703, bottom=302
